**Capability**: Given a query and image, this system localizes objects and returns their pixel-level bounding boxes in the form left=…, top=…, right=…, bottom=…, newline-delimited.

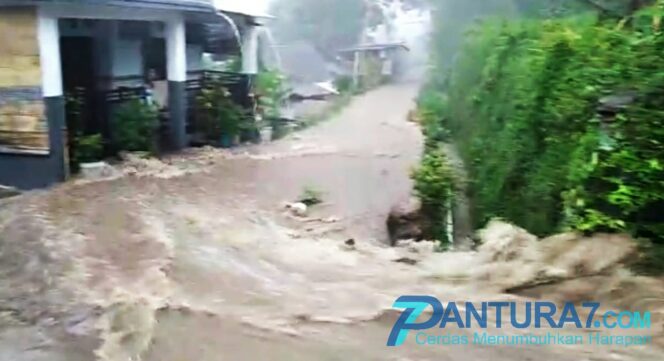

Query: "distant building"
left=338, top=42, right=409, bottom=88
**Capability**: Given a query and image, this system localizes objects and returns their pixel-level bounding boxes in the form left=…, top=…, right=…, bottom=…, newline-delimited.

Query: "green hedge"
left=421, top=5, right=664, bottom=252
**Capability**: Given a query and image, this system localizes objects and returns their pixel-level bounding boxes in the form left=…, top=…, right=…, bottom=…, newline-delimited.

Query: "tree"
left=513, top=0, right=656, bottom=16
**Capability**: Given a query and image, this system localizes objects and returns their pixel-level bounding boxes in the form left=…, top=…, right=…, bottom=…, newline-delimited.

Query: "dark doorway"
left=144, top=38, right=167, bottom=81
left=60, top=36, right=96, bottom=134
left=60, top=36, right=101, bottom=170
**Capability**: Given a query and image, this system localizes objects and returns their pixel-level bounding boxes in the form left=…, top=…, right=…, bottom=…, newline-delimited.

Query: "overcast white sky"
left=220, top=0, right=271, bottom=13
left=243, top=0, right=270, bottom=11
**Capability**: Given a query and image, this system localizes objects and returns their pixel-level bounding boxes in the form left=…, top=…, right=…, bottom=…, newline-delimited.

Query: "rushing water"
left=1, top=85, right=662, bottom=361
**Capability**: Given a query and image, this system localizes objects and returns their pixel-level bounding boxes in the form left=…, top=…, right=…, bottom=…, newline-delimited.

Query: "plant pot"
left=260, top=126, right=273, bottom=143
left=219, top=134, right=235, bottom=148
left=79, top=161, right=114, bottom=180
left=219, top=134, right=241, bottom=148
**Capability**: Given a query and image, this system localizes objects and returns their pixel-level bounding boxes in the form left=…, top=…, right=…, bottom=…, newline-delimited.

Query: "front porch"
left=0, top=1, right=259, bottom=189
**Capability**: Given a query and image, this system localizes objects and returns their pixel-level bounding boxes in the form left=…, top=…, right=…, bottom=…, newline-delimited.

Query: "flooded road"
left=1, top=84, right=662, bottom=361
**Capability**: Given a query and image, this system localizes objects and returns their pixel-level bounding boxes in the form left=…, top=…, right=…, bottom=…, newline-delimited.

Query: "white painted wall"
left=37, top=10, right=63, bottom=97
left=166, top=17, right=187, bottom=82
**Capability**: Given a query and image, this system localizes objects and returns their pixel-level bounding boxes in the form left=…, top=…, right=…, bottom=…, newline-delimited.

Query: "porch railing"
left=65, top=71, right=255, bottom=152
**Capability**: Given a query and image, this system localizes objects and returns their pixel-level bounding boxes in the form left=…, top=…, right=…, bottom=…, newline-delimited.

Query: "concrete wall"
left=0, top=7, right=49, bottom=154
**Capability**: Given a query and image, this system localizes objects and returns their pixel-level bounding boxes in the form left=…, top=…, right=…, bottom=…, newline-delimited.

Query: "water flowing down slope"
left=0, top=85, right=662, bottom=361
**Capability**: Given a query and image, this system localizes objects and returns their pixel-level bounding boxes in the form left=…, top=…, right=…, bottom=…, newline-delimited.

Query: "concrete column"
left=37, top=11, right=63, bottom=98
left=242, top=25, right=259, bottom=75
left=38, top=10, right=67, bottom=183
left=166, top=16, right=187, bottom=150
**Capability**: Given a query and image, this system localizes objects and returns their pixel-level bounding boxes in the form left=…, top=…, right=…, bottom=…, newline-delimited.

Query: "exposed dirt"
left=1, top=84, right=663, bottom=361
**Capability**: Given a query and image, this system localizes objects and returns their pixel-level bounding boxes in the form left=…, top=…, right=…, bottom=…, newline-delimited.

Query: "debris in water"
left=341, top=238, right=357, bottom=251
left=298, top=186, right=324, bottom=206
left=285, top=202, right=308, bottom=217
left=394, top=257, right=418, bottom=266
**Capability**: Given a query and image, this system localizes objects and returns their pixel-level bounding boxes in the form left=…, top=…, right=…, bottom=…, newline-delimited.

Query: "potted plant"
left=74, top=133, right=109, bottom=179
left=255, top=70, right=288, bottom=142
left=196, top=80, right=247, bottom=148
left=112, top=99, right=159, bottom=153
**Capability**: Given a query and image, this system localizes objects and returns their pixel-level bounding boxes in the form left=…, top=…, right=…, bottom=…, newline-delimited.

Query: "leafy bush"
left=196, top=80, right=247, bottom=142
left=112, top=100, right=158, bottom=152
left=412, top=148, right=456, bottom=244
left=334, top=75, right=354, bottom=94
left=420, top=3, right=664, bottom=262
left=74, top=134, right=103, bottom=164
left=256, top=70, right=288, bottom=120
left=416, top=90, right=450, bottom=150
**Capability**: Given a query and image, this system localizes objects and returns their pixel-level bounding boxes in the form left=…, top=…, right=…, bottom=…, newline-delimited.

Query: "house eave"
left=0, top=0, right=215, bottom=12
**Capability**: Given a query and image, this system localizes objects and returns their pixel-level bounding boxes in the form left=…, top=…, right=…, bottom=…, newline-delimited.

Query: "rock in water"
left=387, top=197, right=425, bottom=246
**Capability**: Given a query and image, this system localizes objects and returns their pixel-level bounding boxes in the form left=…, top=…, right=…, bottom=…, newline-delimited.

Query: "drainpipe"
left=215, top=11, right=243, bottom=58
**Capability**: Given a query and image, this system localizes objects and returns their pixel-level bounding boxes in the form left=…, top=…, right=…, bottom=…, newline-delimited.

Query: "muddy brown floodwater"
left=1, top=84, right=663, bottom=361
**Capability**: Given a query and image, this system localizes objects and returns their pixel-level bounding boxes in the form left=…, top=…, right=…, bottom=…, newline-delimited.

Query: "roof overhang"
left=338, top=42, right=410, bottom=54
left=0, top=0, right=215, bottom=12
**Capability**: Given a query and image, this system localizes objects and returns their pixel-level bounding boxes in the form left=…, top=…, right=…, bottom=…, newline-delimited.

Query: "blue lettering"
left=466, top=302, right=488, bottom=328
left=558, top=303, right=582, bottom=328
left=440, top=302, right=465, bottom=328
left=582, top=302, right=600, bottom=328
left=633, top=312, right=651, bottom=329
left=510, top=302, right=531, bottom=329
left=603, top=311, right=618, bottom=329
left=535, top=302, right=558, bottom=328
left=618, top=311, right=633, bottom=329
left=387, top=296, right=444, bottom=346
left=415, top=332, right=427, bottom=345
left=488, top=302, right=509, bottom=328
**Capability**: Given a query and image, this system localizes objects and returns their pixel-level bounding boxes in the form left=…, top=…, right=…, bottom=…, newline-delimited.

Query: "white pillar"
left=166, top=16, right=187, bottom=82
left=242, top=26, right=259, bottom=75
left=37, top=10, right=63, bottom=97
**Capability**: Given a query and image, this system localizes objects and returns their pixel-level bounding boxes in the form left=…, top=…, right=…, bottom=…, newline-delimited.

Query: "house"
left=338, top=42, right=409, bottom=89
left=0, top=0, right=266, bottom=189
